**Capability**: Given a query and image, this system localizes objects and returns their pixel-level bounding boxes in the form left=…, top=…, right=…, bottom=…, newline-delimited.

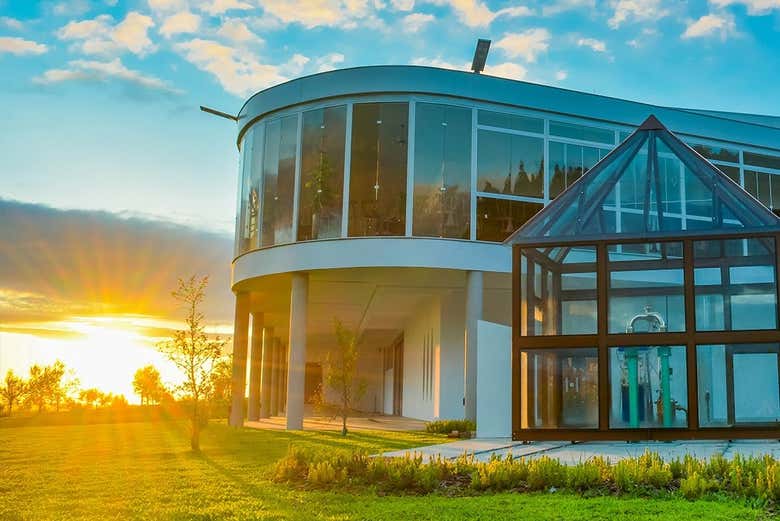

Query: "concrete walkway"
left=246, top=414, right=427, bottom=432
left=382, top=438, right=780, bottom=463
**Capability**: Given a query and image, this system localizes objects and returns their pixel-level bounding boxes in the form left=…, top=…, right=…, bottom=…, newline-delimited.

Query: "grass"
left=0, top=419, right=775, bottom=521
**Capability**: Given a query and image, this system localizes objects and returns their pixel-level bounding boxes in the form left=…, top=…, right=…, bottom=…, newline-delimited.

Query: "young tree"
left=158, top=275, right=225, bottom=451
left=0, top=370, right=26, bottom=416
left=324, top=319, right=366, bottom=436
left=132, top=365, right=165, bottom=405
left=79, top=388, right=102, bottom=409
left=209, top=354, right=233, bottom=416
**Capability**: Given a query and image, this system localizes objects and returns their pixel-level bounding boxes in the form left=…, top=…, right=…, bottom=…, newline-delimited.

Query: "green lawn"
left=0, top=419, right=773, bottom=520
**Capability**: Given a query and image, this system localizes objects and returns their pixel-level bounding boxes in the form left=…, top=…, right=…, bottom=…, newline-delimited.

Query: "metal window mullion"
left=291, top=112, right=303, bottom=242
left=543, top=118, right=550, bottom=204
left=470, top=107, right=478, bottom=241
left=596, top=243, right=609, bottom=431
left=683, top=239, right=699, bottom=430
left=341, top=103, right=353, bottom=237
left=405, top=100, right=416, bottom=237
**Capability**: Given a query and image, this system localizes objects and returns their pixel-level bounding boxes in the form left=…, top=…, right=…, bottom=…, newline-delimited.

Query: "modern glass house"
left=509, top=115, right=780, bottom=440
left=225, top=65, right=780, bottom=435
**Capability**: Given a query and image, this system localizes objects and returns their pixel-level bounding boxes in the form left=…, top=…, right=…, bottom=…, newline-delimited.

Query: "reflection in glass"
left=477, top=197, right=542, bottom=242
left=298, top=106, right=346, bottom=241
left=348, top=102, right=408, bottom=236
left=261, top=115, right=298, bottom=247
left=690, top=143, right=739, bottom=163
left=694, top=237, right=777, bottom=331
left=413, top=103, right=471, bottom=238
left=478, top=130, right=543, bottom=197
left=549, top=141, right=610, bottom=199
left=698, top=344, right=780, bottom=427
left=744, top=170, right=780, bottom=210
left=549, top=120, right=614, bottom=145
left=609, top=346, right=687, bottom=428
left=744, top=151, right=780, bottom=171
left=519, top=348, right=598, bottom=429
left=236, top=127, right=255, bottom=255
left=520, top=246, right=597, bottom=336
left=608, top=242, right=685, bottom=333
left=478, top=109, right=543, bottom=133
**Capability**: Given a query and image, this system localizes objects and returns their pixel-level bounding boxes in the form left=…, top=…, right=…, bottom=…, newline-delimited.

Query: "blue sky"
left=0, top=0, right=779, bottom=234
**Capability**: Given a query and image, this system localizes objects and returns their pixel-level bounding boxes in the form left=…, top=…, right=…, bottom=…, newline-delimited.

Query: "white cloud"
left=411, top=56, right=527, bottom=80
left=427, top=0, right=533, bottom=27
left=51, top=0, right=91, bottom=16
left=175, top=38, right=307, bottom=97
left=577, top=37, right=607, bottom=52
left=542, top=0, right=595, bottom=16
left=257, top=0, right=370, bottom=28
left=682, top=12, right=737, bottom=40
left=390, top=0, right=415, bottom=9
left=555, top=70, right=568, bottom=80
left=33, top=58, right=182, bottom=94
left=402, top=12, right=435, bottom=32
left=494, top=29, right=550, bottom=63
left=0, top=17, right=24, bottom=30
left=0, top=36, right=48, bottom=55
left=147, top=0, right=187, bottom=13
left=316, top=52, right=345, bottom=72
left=198, top=0, right=254, bottom=15
left=709, top=0, right=780, bottom=15
left=160, top=11, right=201, bottom=38
left=217, top=19, right=261, bottom=42
left=608, top=0, right=669, bottom=29
left=57, top=12, right=156, bottom=57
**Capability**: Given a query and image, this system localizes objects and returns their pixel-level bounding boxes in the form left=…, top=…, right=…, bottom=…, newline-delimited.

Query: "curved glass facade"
left=235, top=95, right=780, bottom=257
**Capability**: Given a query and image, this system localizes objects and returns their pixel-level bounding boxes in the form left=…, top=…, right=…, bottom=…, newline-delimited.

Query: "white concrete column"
left=464, top=270, right=483, bottom=423
left=229, top=292, right=251, bottom=427
left=270, top=336, right=280, bottom=416
left=286, top=272, right=308, bottom=430
left=247, top=312, right=264, bottom=421
left=259, top=326, right=273, bottom=418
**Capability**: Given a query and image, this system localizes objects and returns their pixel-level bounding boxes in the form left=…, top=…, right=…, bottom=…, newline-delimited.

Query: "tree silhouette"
left=324, top=319, right=366, bottom=436
left=0, top=370, right=26, bottom=416
left=132, top=365, right=165, bottom=405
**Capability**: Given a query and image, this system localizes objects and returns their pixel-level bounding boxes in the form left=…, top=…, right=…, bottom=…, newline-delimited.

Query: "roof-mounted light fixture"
left=471, top=39, right=491, bottom=74
left=200, top=105, right=238, bottom=122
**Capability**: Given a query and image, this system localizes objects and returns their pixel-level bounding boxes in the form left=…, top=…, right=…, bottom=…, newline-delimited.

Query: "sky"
left=0, top=0, right=779, bottom=400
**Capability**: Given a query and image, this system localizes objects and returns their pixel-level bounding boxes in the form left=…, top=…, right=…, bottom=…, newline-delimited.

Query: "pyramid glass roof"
left=506, top=115, right=780, bottom=245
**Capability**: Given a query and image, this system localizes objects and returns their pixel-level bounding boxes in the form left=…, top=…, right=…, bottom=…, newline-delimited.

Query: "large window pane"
left=690, top=143, right=739, bottom=163
left=549, top=141, right=610, bottom=198
left=521, top=246, right=597, bottom=336
left=698, top=344, right=780, bottom=427
left=744, top=151, right=780, bottom=170
left=608, top=242, right=685, bottom=333
left=477, top=109, right=543, bottom=133
left=694, top=237, right=777, bottom=331
left=519, top=348, right=598, bottom=429
left=549, top=120, right=614, bottom=145
left=413, top=103, right=471, bottom=238
left=478, top=130, right=543, bottom=197
left=298, top=106, right=346, bottom=241
left=477, top=197, right=542, bottom=242
left=261, top=115, right=297, bottom=247
left=348, top=102, right=408, bottom=236
left=609, top=346, right=687, bottom=428
left=236, top=127, right=256, bottom=255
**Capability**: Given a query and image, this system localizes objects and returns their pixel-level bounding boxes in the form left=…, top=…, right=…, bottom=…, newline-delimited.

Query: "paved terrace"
left=382, top=439, right=780, bottom=463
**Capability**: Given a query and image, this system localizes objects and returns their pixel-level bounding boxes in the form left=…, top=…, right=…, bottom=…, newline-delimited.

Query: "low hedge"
left=273, top=446, right=780, bottom=503
left=424, top=419, right=476, bottom=434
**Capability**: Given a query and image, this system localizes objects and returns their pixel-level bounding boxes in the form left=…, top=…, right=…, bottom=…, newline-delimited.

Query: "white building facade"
left=227, top=66, right=780, bottom=430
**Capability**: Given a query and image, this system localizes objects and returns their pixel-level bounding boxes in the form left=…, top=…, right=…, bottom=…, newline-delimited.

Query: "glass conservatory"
left=508, top=115, right=780, bottom=440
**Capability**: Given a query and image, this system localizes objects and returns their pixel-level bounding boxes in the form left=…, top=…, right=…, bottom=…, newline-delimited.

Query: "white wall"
left=476, top=320, right=512, bottom=438
left=401, top=297, right=440, bottom=420
left=439, top=290, right=466, bottom=420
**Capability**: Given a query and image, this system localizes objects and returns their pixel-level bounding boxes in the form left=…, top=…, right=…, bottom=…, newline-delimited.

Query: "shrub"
left=527, top=456, right=566, bottom=491
left=425, top=419, right=476, bottom=434
left=567, top=461, right=603, bottom=492
left=680, top=472, right=717, bottom=500
left=308, top=461, right=345, bottom=486
left=470, top=454, right=528, bottom=491
left=613, top=451, right=672, bottom=492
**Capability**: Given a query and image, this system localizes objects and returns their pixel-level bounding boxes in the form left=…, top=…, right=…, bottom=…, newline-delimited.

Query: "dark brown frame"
left=512, top=229, right=780, bottom=441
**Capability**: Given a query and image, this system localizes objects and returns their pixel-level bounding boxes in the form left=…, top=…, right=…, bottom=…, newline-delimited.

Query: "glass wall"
left=348, top=102, right=409, bottom=237
left=519, top=348, right=599, bottom=429
left=261, top=115, right=298, bottom=247
left=609, top=346, right=687, bottom=429
left=234, top=96, right=780, bottom=256
left=298, top=105, right=346, bottom=241
left=413, top=103, right=471, bottom=238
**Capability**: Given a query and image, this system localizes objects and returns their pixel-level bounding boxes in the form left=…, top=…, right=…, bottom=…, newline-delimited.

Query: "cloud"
left=216, top=18, right=261, bottom=43
left=709, top=0, right=780, bottom=15
left=315, top=52, right=345, bottom=72
left=401, top=12, right=435, bottom=32
left=50, top=0, right=91, bottom=16
left=0, top=37, right=48, bottom=56
left=175, top=38, right=306, bottom=97
left=147, top=0, right=187, bottom=13
left=577, top=37, right=607, bottom=52
left=682, top=12, right=737, bottom=40
left=0, top=199, right=233, bottom=325
left=0, top=16, right=24, bottom=30
left=555, top=70, right=568, bottom=80
left=198, top=0, right=254, bottom=15
left=57, top=12, right=156, bottom=57
left=608, top=0, right=669, bottom=29
left=390, top=0, right=415, bottom=9
left=258, top=0, right=374, bottom=28
left=541, top=0, right=595, bottom=16
left=160, top=11, right=201, bottom=38
left=33, top=58, right=182, bottom=95
left=494, top=29, right=551, bottom=63
left=427, top=0, right=533, bottom=27
left=411, top=56, right=527, bottom=80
